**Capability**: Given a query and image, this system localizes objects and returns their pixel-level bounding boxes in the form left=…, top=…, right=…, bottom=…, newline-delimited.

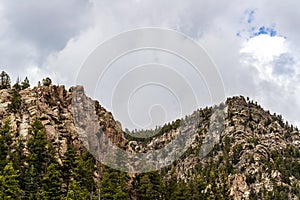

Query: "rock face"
left=0, top=86, right=299, bottom=199
left=0, top=85, right=126, bottom=164
left=231, top=174, right=249, bottom=199
left=127, top=96, right=300, bottom=199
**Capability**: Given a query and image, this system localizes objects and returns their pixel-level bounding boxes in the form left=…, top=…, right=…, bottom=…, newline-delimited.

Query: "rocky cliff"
left=0, top=85, right=299, bottom=199
left=0, top=85, right=126, bottom=158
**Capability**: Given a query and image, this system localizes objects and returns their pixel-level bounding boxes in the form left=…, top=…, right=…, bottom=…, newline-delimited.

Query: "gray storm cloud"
left=0, top=0, right=300, bottom=127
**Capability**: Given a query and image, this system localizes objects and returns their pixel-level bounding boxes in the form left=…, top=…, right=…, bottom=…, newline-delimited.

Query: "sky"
left=0, top=0, right=300, bottom=129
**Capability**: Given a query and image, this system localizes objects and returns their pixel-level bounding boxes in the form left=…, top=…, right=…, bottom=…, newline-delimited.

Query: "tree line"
left=0, top=117, right=233, bottom=199
left=0, top=70, right=53, bottom=91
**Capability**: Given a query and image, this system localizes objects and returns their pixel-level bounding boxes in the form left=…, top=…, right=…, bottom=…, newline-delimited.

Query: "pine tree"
left=171, top=179, right=190, bottom=200
left=164, top=165, right=177, bottom=200
left=101, top=171, right=115, bottom=200
left=21, top=77, right=30, bottom=89
left=12, top=77, right=21, bottom=91
left=136, top=174, right=152, bottom=200
left=0, top=120, right=13, bottom=171
left=137, top=171, right=162, bottom=200
left=10, top=136, right=27, bottom=197
left=219, top=167, right=232, bottom=200
left=10, top=136, right=26, bottom=172
left=24, top=118, right=57, bottom=198
left=0, top=162, right=22, bottom=199
left=42, top=77, right=52, bottom=86
left=27, top=119, right=50, bottom=173
left=73, top=152, right=96, bottom=194
left=23, top=165, right=39, bottom=199
left=8, top=89, right=21, bottom=112
left=101, top=170, right=130, bottom=200
left=62, top=144, right=77, bottom=192
left=64, top=180, right=89, bottom=200
left=149, top=171, right=162, bottom=199
left=189, top=174, right=206, bottom=200
left=0, top=71, right=11, bottom=89
left=113, top=172, right=130, bottom=200
left=40, top=163, right=62, bottom=199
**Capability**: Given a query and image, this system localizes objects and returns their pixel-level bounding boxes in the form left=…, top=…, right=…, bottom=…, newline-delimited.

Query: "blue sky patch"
left=252, top=26, right=277, bottom=37
left=247, top=10, right=255, bottom=24
left=237, top=9, right=282, bottom=39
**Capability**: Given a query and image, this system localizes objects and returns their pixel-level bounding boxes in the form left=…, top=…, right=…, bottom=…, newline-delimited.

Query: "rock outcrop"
left=0, top=85, right=127, bottom=164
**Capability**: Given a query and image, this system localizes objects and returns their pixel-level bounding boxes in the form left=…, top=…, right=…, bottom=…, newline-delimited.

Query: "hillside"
left=0, top=82, right=299, bottom=199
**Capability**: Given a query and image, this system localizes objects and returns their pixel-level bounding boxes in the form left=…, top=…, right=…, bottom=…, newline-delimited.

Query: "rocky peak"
left=0, top=85, right=126, bottom=162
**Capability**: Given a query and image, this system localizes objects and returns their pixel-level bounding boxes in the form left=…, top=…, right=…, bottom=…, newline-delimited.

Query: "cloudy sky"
left=1, top=0, right=299, bottom=129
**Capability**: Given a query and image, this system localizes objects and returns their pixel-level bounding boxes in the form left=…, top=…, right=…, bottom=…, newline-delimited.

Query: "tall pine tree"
left=64, top=180, right=89, bottom=200
left=24, top=118, right=57, bottom=198
left=62, top=144, right=77, bottom=192
left=0, top=71, right=11, bottom=89
left=0, top=162, right=22, bottom=199
left=136, top=171, right=162, bottom=200
left=40, top=163, right=62, bottom=199
left=21, top=77, right=30, bottom=89
left=73, top=152, right=96, bottom=195
left=0, top=119, right=13, bottom=171
left=101, top=170, right=130, bottom=200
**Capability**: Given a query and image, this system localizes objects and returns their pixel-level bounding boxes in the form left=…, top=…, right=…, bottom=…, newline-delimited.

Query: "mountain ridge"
left=0, top=83, right=299, bottom=199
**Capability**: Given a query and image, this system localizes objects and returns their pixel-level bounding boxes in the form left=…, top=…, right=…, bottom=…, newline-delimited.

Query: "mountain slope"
left=0, top=85, right=299, bottom=199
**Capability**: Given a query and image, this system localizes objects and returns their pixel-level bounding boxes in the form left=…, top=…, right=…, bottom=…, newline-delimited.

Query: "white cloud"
left=240, top=34, right=287, bottom=82
left=1, top=0, right=300, bottom=128
left=241, top=35, right=286, bottom=62
left=240, top=33, right=300, bottom=127
left=0, top=0, right=92, bottom=84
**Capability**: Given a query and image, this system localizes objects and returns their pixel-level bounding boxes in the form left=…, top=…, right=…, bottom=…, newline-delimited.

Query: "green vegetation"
left=0, top=73, right=52, bottom=88
left=0, top=71, right=30, bottom=90
left=21, top=77, right=30, bottom=89
left=0, top=71, right=11, bottom=89
left=124, top=119, right=181, bottom=143
left=0, top=118, right=98, bottom=199
left=8, top=89, right=21, bottom=112
left=0, top=115, right=235, bottom=199
left=42, top=77, right=52, bottom=86
left=0, top=162, right=22, bottom=199
left=101, top=170, right=130, bottom=200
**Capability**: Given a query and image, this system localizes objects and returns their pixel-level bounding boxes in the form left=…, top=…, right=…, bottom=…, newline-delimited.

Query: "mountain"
left=0, top=82, right=299, bottom=199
